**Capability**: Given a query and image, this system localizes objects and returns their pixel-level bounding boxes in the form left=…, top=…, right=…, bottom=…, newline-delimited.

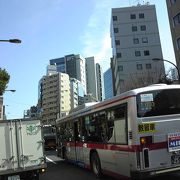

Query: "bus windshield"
left=137, top=89, right=180, bottom=117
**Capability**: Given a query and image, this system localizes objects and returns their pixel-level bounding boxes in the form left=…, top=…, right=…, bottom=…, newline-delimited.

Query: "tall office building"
left=38, top=72, right=71, bottom=125
left=50, top=57, right=66, bottom=73
left=111, top=4, right=165, bottom=95
left=166, top=0, right=180, bottom=71
left=85, top=57, right=98, bottom=100
left=50, top=54, right=87, bottom=95
left=104, top=68, right=114, bottom=99
left=70, top=78, right=86, bottom=109
left=86, top=57, right=105, bottom=102
left=65, top=54, right=87, bottom=94
left=96, top=63, right=105, bottom=101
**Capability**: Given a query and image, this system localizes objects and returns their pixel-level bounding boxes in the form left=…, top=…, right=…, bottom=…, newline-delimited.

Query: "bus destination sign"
left=168, top=132, right=180, bottom=152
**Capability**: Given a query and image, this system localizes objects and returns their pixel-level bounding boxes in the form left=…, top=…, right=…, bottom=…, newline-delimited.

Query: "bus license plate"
left=171, top=155, right=180, bottom=165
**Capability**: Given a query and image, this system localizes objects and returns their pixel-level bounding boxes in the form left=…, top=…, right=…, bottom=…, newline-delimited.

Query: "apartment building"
left=39, top=72, right=71, bottom=125
left=111, top=4, right=165, bottom=95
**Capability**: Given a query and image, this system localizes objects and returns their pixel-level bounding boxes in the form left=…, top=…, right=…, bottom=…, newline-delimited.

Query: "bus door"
left=74, top=120, right=85, bottom=166
left=65, top=121, right=76, bottom=161
left=112, top=103, right=130, bottom=177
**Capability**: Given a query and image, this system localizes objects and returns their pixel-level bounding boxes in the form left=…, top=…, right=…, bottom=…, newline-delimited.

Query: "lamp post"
left=152, top=58, right=180, bottom=84
left=5, top=89, right=16, bottom=92
left=0, top=39, right=21, bottom=43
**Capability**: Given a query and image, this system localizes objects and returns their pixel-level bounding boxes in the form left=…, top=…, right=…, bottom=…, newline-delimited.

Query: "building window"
left=177, top=37, right=180, bottom=49
left=115, top=40, right=120, bottom=45
left=140, top=25, right=146, bottom=31
left=142, top=37, right=148, bottom=43
left=120, top=79, right=125, bottom=85
left=133, top=38, right=139, bottom=44
left=170, top=0, right=177, bottom=5
left=146, top=63, right=152, bottom=69
left=132, top=26, right=137, bottom=31
left=118, top=65, right=123, bottom=71
left=173, top=13, right=180, bottom=27
left=135, top=51, right=141, bottom=57
left=144, top=50, right=150, bottom=56
left=139, top=13, right=145, bottom=19
left=114, top=28, right=119, bottom=33
left=130, top=14, right=136, bottom=19
left=137, top=64, right=143, bottom=70
left=113, top=16, right=117, bottom=21
left=117, top=53, right=122, bottom=58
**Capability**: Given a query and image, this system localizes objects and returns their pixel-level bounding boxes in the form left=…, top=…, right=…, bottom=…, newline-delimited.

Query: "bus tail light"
left=140, top=136, right=152, bottom=145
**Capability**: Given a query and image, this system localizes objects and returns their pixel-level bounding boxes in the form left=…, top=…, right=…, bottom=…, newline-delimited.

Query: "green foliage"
left=0, top=68, right=10, bottom=95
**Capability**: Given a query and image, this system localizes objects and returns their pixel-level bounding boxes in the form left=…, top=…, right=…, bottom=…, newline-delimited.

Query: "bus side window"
left=107, top=120, right=115, bottom=143
left=107, top=111, right=115, bottom=143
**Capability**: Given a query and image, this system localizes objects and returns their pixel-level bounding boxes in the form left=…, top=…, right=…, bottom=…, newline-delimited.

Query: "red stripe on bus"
left=66, top=141, right=167, bottom=152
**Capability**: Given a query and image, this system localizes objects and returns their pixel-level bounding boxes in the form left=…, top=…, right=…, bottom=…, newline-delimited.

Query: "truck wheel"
left=90, top=152, right=102, bottom=178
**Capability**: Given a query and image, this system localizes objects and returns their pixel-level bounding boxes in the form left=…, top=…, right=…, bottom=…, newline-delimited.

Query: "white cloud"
left=81, top=0, right=127, bottom=71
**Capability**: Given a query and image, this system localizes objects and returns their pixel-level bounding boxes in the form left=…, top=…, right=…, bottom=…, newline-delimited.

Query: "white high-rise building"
left=39, top=72, right=71, bottom=124
left=111, top=4, right=165, bottom=95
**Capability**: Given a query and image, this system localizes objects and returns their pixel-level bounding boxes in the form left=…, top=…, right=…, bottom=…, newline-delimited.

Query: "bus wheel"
left=90, top=152, right=102, bottom=178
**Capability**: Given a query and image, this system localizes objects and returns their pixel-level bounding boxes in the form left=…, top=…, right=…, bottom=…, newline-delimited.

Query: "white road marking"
left=46, top=157, right=57, bottom=164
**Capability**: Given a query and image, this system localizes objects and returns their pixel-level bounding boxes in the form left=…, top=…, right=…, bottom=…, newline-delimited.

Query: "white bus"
left=56, top=84, right=180, bottom=179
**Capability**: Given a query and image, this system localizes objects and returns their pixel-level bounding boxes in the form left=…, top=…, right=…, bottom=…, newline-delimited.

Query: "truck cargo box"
left=0, top=119, right=46, bottom=180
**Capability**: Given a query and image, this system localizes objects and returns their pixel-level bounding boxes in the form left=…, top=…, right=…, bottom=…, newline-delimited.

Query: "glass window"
left=114, top=28, right=119, bottom=33
left=177, top=38, right=180, bottom=49
left=139, top=13, right=145, bottom=19
left=146, top=63, right=152, bottom=69
left=137, top=64, right=143, bottom=70
left=115, top=40, right=120, bottom=45
left=144, top=50, right=150, bottom=56
left=131, top=14, right=136, bottom=19
left=118, top=65, right=123, bottom=71
left=113, top=16, right=117, bottom=21
left=170, top=0, right=177, bottom=5
left=137, top=89, right=180, bottom=117
left=142, top=37, right=148, bottom=43
left=173, top=13, right=180, bottom=26
left=133, top=38, right=139, bottom=44
left=141, top=25, right=146, bottom=31
left=117, top=53, right=121, bottom=58
left=135, top=51, right=141, bottom=56
left=132, top=26, right=137, bottom=31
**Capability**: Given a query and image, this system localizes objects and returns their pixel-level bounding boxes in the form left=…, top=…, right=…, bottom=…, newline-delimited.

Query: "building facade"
left=166, top=0, right=180, bottom=72
left=111, top=4, right=165, bottom=95
left=96, top=63, right=105, bottom=101
left=85, top=57, right=98, bottom=100
left=104, top=68, right=114, bottom=99
left=39, top=72, right=71, bottom=125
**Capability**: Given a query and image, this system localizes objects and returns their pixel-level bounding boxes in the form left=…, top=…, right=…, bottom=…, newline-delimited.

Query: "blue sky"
left=0, top=0, right=175, bottom=119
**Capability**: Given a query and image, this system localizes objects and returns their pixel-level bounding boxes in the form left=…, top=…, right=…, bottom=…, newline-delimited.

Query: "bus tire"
left=90, top=152, right=102, bottom=178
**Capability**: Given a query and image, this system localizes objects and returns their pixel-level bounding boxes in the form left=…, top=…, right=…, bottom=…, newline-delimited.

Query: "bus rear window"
left=137, top=89, right=180, bottom=117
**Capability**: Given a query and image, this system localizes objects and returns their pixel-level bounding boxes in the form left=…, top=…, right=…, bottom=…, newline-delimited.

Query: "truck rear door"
left=16, top=120, right=44, bottom=168
left=0, top=121, right=18, bottom=171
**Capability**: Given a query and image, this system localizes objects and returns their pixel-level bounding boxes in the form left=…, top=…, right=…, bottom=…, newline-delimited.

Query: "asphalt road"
left=40, top=150, right=180, bottom=180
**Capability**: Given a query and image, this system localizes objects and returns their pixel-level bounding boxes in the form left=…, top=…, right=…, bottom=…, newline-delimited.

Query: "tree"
left=0, top=68, right=10, bottom=95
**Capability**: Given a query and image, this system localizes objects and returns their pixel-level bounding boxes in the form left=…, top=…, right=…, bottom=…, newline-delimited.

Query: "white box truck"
left=0, top=119, right=46, bottom=180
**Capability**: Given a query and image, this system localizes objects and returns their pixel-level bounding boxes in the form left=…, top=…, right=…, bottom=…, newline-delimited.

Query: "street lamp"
left=0, top=39, right=21, bottom=43
left=5, top=89, right=16, bottom=92
left=152, top=58, right=180, bottom=84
